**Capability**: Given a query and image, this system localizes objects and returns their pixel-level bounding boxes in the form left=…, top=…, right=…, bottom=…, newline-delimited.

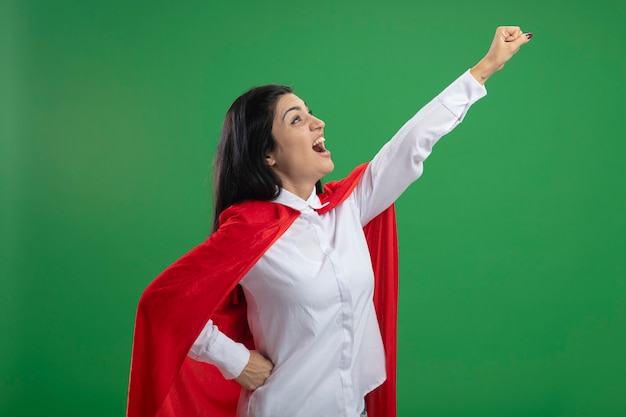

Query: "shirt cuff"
left=188, top=322, right=251, bottom=380
left=436, top=69, right=487, bottom=119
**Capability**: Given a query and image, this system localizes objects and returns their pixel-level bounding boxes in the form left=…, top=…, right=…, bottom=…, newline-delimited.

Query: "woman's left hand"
left=470, top=26, right=532, bottom=84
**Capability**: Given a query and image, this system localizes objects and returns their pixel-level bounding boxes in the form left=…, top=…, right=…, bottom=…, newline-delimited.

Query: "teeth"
left=312, top=137, right=325, bottom=147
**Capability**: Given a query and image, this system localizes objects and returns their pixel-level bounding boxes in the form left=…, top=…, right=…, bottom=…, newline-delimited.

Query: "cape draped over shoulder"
left=127, top=163, right=399, bottom=417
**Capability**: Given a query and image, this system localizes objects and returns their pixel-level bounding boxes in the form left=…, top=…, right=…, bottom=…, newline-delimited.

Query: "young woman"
left=128, top=26, right=531, bottom=417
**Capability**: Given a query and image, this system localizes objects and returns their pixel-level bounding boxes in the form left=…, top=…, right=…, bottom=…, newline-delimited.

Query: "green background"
left=2, top=0, right=625, bottom=416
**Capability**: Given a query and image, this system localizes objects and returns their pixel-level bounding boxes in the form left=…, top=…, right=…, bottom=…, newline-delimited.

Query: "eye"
left=291, top=115, right=302, bottom=125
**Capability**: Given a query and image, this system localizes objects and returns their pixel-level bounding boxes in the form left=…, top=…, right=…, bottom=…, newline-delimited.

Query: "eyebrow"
left=281, top=102, right=309, bottom=122
left=282, top=106, right=302, bottom=121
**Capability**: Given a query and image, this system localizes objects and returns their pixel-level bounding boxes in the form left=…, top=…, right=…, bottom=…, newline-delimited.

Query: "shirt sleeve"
left=354, top=70, right=487, bottom=225
left=188, top=319, right=251, bottom=380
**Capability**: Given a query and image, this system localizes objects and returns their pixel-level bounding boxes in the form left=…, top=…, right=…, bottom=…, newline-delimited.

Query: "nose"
left=310, top=114, right=325, bottom=130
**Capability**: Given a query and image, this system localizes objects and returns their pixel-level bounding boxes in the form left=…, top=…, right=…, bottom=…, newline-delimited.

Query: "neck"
left=281, top=181, right=317, bottom=201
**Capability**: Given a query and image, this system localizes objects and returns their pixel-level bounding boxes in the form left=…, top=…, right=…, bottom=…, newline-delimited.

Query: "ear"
left=265, top=152, right=276, bottom=167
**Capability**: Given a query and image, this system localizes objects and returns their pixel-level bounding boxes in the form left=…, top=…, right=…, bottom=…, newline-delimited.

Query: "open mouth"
left=312, top=137, right=327, bottom=153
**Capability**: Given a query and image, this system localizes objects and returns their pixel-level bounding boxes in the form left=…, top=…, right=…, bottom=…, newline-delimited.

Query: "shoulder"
left=218, top=200, right=300, bottom=230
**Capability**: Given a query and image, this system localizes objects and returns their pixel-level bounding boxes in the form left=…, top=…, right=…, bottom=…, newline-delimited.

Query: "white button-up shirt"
left=189, top=70, right=486, bottom=417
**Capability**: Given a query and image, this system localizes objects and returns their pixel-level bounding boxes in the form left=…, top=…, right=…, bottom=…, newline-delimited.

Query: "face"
left=267, top=93, right=334, bottom=198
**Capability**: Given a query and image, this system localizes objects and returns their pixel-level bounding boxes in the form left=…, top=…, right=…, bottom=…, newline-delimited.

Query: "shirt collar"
left=273, top=187, right=329, bottom=212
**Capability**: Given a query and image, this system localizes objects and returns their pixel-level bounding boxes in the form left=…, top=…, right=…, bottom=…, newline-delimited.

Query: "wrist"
left=470, top=57, right=502, bottom=85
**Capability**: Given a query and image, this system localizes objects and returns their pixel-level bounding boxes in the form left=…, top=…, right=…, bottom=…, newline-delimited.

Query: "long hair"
left=212, top=85, right=322, bottom=233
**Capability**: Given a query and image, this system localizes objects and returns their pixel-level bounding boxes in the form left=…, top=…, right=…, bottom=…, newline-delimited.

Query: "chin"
left=323, top=161, right=335, bottom=175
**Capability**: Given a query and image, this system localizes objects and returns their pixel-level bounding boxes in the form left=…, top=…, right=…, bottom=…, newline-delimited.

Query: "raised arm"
left=355, top=26, right=531, bottom=224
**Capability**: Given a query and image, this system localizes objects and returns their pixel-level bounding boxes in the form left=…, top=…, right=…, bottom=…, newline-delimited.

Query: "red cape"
left=127, top=163, right=398, bottom=417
